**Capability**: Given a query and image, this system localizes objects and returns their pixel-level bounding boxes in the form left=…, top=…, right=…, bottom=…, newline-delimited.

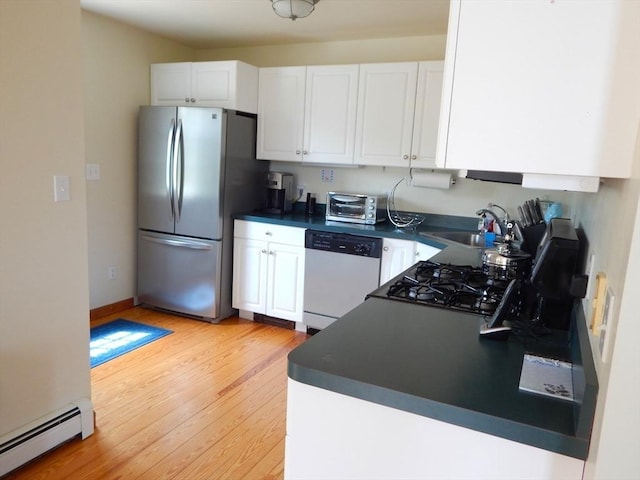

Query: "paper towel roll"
left=411, top=172, right=453, bottom=189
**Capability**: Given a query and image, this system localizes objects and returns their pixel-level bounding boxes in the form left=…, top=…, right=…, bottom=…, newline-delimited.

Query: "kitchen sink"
left=420, top=231, right=499, bottom=248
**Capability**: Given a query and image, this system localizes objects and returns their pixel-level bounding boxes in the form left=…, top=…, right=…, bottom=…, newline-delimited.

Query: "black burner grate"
left=379, top=261, right=509, bottom=316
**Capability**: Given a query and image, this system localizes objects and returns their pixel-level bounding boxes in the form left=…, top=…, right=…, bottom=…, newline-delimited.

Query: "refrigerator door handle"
left=141, top=234, right=214, bottom=251
left=172, top=119, right=184, bottom=222
left=166, top=118, right=176, bottom=219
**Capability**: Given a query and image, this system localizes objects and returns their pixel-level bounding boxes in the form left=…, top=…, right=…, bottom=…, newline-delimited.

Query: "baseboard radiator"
left=0, top=397, right=94, bottom=476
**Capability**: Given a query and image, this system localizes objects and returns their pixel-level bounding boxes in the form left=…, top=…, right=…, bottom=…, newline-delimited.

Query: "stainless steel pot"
left=482, top=243, right=531, bottom=280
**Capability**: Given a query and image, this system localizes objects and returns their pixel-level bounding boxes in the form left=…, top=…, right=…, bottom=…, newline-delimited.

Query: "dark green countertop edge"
left=287, top=363, right=588, bottom=459
left=233, top=205, right=479, bottom=249
left=287, top=302, right=597, bottom=460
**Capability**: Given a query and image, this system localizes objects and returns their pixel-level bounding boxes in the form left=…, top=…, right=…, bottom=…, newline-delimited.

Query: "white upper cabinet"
left=436, top=0, right=640, bottom=178
left=303, top=65, right=359, bottom=164
left=150, top=62, right=192, bottom=106
left=257, top=65, right=359, bottom=164
left=409, top=61, right=445, bottom=169
left=257, top=67, right=306, bottom=162
left=354, top=62, right=419, bottom=167
left=151, top=61, right=258, bottom=113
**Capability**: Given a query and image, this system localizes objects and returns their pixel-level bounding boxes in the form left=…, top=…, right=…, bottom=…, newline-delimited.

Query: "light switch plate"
left=86, top=164, right=101, bottom=180
left=53, top=175, right=70, bottom=202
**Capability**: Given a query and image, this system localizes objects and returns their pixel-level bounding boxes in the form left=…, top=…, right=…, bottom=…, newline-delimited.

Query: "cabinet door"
left=303, top=65, right=359, bottom=165
left=150, top=63, right=192, bottom=106
left=415, top=242, right=441, bottom=263
left=257, top=67, right=306, bottom=161
left=410, top=61, right=444, bottom=169
left=190, top=61, right=258, bottom=113
left=354, top=62, right=418, bottom=167
left=267, top=243, right=305, bottom=321
left=379, top=238, right=416, bottom=285
left=191, top=61, right=234, bottom=107
left=232, top=237, right=268, bottom=313
left=437, top=0, right=639, bottom=178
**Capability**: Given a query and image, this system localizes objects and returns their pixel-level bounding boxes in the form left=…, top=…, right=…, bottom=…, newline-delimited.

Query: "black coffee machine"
left=264, top=172, right=293, bottom=214
left=527, top=218, right=588, bottom=331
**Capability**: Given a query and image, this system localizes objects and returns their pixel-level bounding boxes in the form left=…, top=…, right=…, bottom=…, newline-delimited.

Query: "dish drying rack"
left=386, top=177, right=425, bottom=229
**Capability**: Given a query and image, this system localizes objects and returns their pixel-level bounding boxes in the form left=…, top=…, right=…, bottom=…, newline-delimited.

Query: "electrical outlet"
left=321, top=169, right=334, bottom=182
left=108, top=266, right=117, bottom=280
left=599, top=286, right=615, bottom=362
left=86, top=164, right=101, bottom=180
left=586, top=252, right=597, bottom=299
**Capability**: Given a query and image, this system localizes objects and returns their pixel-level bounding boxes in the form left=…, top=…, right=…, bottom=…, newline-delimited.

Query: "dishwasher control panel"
left=305, top=230, right=382, bottom=258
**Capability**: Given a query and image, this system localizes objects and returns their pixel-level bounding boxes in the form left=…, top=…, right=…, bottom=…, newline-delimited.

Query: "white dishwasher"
left=303, top=230, right=382, bottom=331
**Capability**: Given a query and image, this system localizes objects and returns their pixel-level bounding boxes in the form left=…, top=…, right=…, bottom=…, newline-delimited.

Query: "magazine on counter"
left=519, top=353, right=574, bottom=401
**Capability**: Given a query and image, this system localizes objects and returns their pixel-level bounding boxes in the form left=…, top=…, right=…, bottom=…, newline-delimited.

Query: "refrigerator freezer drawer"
left=138, top=231, right=222, bottom=320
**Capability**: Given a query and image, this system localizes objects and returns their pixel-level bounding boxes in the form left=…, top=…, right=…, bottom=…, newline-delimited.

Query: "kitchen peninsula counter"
left=235, top=210, right=598, bottom=473
left=288, top=296, right=597, bottom=459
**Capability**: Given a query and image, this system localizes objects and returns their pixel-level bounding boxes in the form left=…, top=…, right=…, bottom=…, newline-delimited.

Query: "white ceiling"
left=80, top=0, right=450, bottom=49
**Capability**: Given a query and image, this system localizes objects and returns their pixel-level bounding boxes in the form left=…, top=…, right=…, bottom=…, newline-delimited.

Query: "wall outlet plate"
left=599, top=286, right=615, bottom=363
left=321, top=169, right=334, bottom=182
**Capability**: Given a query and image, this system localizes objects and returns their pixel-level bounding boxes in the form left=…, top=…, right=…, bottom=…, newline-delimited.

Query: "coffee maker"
left=527, top=218, right=588, bottom=331
left=264, top=172, right=293, bottom=214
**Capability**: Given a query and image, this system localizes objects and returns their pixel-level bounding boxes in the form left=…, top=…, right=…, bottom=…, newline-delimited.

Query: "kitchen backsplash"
left=269, top=162, right=577, bottom=222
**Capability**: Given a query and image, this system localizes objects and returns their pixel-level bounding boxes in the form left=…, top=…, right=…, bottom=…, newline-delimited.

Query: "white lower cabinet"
left=380, top=238, right=416, bottom=285
left=285, top=379, right=584, bottom=480
left=232, top=221, right=305, bottom=322
left=415, top=241, right=441, bottom=264
left=380, top=238, right=440, bottom=285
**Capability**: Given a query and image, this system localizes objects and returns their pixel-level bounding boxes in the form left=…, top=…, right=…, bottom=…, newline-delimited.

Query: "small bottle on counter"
left=306, top=193, right=316, bottom=216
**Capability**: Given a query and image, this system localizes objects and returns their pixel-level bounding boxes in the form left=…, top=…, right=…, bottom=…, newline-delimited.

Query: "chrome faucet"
left=476, top=203, right=509, bottom=236
left=476, top=203, right=524, bottom=248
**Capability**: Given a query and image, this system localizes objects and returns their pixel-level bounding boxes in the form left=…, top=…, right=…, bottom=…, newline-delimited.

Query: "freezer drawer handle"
left=141, top=235, right=213, bottom=250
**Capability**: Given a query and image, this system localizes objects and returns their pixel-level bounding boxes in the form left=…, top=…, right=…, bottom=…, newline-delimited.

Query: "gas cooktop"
left=368, top=260, right=511, bottom=317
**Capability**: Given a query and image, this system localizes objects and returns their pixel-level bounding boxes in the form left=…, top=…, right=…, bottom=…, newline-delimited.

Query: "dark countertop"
left=288, top=296, right=597, bottom=460
left=233, top=208, right=479, bottom=249
left=234, top=209, right=598, bottom=460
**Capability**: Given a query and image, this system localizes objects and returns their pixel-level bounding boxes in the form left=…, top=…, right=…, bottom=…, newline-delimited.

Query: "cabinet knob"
left=185, top=98, right=190, bottom=103
left=269, top=250, right=275, bottom=255
left=261, top=249, right=267, bottom=254
left=265, top=231, right=272, bottom=236
left=411, top=155, right=417, bottom=160
left=383, top=246, right=389, bottom=251
left=190, top=98, right=195, bottom=103
left=403, top=154, right=409, bottom=160
left=303, top=150, right=308, bottom=155
left=295, top=150, right=301, bottom=155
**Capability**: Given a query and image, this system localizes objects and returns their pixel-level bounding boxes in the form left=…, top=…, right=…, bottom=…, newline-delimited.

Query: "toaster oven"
left=325, top=192, right=387, bottom=224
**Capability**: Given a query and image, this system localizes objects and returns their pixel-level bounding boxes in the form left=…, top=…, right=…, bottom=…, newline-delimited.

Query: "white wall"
left=270, top=162, right=576, bottom=220
left=82, top=11, right=194, bottom=309
left=196, top=35, right=447, bottom=66
left=577, top=125, right=640, bottom=479
left=0, top=0, right=91, bottom=435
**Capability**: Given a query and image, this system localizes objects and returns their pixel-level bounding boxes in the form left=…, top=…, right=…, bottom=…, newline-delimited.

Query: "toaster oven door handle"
left=331, top=194, right=364, bottom=202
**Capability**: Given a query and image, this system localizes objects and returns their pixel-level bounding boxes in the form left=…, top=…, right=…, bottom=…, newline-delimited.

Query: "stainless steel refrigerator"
left=137, top=106, right=267, bottom=322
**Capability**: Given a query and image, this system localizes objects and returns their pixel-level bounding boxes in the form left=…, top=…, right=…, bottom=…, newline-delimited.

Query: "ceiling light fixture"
left=271, top=0, right=319, bottom=21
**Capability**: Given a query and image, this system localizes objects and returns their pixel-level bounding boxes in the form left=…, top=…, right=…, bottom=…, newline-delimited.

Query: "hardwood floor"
left=4, top=307, right=309, bottom=480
